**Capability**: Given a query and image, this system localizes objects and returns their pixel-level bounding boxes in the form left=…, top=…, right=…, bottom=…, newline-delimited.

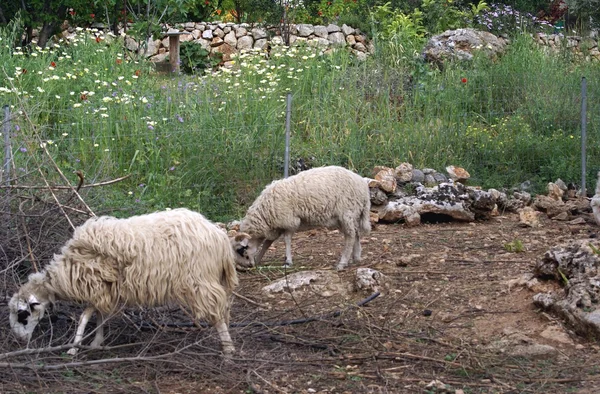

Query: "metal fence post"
left=3, top=105, right=11, bottom=186
left=581, top=77, right=587, bottom=196
left=284, top=93, right=292, bottom=178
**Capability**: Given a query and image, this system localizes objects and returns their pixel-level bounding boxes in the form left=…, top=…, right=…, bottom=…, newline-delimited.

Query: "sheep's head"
left=9, top=272, right=53, bottom=342
left=231, top=232, right=259, bottom=269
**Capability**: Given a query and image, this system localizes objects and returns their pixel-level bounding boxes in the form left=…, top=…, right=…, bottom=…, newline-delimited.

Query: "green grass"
left=1, top=26, right=599, bottom=222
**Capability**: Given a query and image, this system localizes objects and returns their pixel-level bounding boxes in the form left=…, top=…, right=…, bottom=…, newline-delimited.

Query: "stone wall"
left=123, top=22, right=374, bottom=65
left=533, top=33, right=600, bottom=60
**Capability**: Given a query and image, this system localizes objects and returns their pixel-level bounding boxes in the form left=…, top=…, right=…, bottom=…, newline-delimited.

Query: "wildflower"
left=128, top=191, right=133, bottom=195
left=90, top=13, right=95, bottom=18
left=116, top=59, right=122, bottom=65
left=80, top=93, right=88, bottom=101
left=169, top=166, right=175, bottom=171
left=19, top=147, right=27, bottom=153
left=134, top=70, right=141, bottom=76
left=21, top=69, right=27, bottom=74
left=461, top=78, right=467, bottom=83
left=104, top=148, right=109, bottom=152
left=50, top=61, right=56, bottom=67
left=96, top=36, right=102, bottom=43
left=62, top=133, right=68, bottom=136
left=177, top=115, right=184, bottom=123
left=94, top=143, right=99, bottom=147
left=14, top=125, right=20, bottom=131
left=73, top=103, right=82, bottom=108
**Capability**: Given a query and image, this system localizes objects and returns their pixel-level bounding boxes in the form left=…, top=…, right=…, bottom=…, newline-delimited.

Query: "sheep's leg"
left=67, top=306, right=96, bottom=356
left=90, top=312, right=105, bottom=348
left=254, top=239, right=275, bottom=266
left=352, top=233, right=362, bottom=263
left=283, top=231, right=294, bottom=267
left=336, top=231, right=355, bottom=271
left=215, top=320, right=235, bottom=356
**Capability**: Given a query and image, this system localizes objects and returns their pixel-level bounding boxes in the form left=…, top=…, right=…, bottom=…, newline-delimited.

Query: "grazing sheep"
left=592, top=171, right=600, bottom=226
left=9, top=208, right=238, bottom=356
left=231, top=166, right=371, bottom=270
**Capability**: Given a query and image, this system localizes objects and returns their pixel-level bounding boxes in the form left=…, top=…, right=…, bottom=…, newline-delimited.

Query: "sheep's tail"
left=359, top=202, right=371, bottom=236
left=595, top=171, right=600, bottom=196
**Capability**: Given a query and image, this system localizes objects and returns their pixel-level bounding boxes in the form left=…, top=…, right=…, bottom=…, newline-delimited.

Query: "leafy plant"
left=504, top=239, right=526, bottom=253
left=179, top=41, right=222, bottom=74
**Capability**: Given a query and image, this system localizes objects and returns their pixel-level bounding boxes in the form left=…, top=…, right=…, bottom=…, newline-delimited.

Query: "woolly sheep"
left=9, top=208, right=238, bottom=356
left=231, top=166, right=371, bottom=271
left=592, top=171, right=600, bottom=226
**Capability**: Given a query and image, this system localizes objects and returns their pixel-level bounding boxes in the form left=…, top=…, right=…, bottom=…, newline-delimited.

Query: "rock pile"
left=367, top=163, right=528, bottom=226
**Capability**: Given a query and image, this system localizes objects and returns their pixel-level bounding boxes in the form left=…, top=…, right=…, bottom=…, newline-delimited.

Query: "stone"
left=394, top=162, right=413, bottom=182
left=548, top=182, right=565, bottom=201
left=346, top=35, right=356, bottom=46
left=234, top=26, right=248, bottom=37
left=411, top=169, right=425, bottom=183
left=237, top=35, right=254, bottom=50
left=125, top=36, right=139, bottom=51
left=328, top=32, right=346, bottom=46
left=297, top=24, right=314, bottom=37
left=261, top=270, right=348, bottom=298
left=341, top=24, right=355, bottom=35
left=355, top=268, right=387, bottom=293
left=252, top=27, right=268, bottom=40
left=254, top=38, right=268, bottom=50
left=214, top=28, right=225, bottom=38
left=370, top=187, right=388, bottom=206
left=375, top=168, right=397, bottom=193
left=326, top=24, right=341, bottom=33
left=210, top=37, right=224, bottom=47
left=446, top=165, right=470, bottom=182
left=423, top=28, right=508, bottom=68
left=314, top=25, right=328, bottom=38
left=519, top=207, right=542, bottom=228
left=224, top=31, right=237, bottom=46
left=509, top=344, right=559, bottom=360
left=432, top=172, right=448, bottom=184
left=202, top=29, right=213, bottom=39
left=212, top=43, right=236, bottom=61
left=533, top=195, right=567, bottom=218
left=179, top=34, right=193, bottom=43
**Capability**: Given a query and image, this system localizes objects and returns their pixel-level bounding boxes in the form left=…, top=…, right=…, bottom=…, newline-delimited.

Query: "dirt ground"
left=2, top=212, right=600, bottom=394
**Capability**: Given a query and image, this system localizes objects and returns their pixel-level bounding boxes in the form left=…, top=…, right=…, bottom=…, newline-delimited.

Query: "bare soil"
left=2, top=213, right=600, bottom=394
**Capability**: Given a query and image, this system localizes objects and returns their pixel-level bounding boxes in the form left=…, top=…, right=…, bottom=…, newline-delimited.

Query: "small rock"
left=519, top=206, right=541, bottom=228
left=355, top=268, right=388, bottom=293
left=548, top=182, right=565, bottom=201
left=446, top=165, right=470, bottom=183
left=509, top=344, right=559, bottom=360
left=375, top=168, right=397, bottom=193
left=394, top=162, right=413, bottom=182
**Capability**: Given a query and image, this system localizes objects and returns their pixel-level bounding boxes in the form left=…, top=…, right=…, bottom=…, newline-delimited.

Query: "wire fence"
left=1, top=74, right=598, bottom=220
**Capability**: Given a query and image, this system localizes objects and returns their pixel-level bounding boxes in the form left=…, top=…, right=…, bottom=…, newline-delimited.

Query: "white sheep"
left=9, top=208, right=238, bottom=356
left=231, top=166, right=371, bottom=270
left=592, top=171, right=600, bottom=226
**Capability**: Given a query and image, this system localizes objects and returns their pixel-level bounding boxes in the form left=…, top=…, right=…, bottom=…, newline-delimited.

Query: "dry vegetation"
left=2, top=185, right=600, bottom=394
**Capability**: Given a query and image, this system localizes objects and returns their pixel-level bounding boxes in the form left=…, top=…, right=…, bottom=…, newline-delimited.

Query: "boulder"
left=423, top=28, right=508, bottom=68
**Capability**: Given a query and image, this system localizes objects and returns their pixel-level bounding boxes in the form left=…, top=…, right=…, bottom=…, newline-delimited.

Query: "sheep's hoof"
left=282, top=261, right=293, bottom=268
left=66, top=347, right=79, bottom=356
left=335, top=263, right=348, bottom=271
left=222, top=346, right=235, bottom=359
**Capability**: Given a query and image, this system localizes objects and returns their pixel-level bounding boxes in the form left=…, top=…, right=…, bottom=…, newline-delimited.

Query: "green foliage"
left=371, top=2, right=427, bottom=43
left=504, top=239, right=526, bottom=253
left=420, top=0, right=475, bottom=33
left=179, top=41, right=222, bottom=74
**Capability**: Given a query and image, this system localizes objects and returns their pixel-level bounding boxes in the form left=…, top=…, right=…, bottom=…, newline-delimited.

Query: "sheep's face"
left=9, top=291, right=49, bottom=342
left=231, top=232, right=259, bottom=268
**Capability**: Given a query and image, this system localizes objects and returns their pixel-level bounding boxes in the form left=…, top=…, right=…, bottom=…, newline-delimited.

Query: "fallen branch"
left=138, top=292, right=381, bottom=329
left=0, top=174, right=131, bottom=190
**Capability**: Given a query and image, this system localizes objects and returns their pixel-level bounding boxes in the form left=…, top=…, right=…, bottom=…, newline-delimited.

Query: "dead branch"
left=0, top=174, right=131, bottom=190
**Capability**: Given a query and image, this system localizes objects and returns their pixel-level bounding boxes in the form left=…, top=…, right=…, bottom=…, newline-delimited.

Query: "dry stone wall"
left=533, top=33, right=600, bottom=61
left=129, top=22, right=374, bottom=64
